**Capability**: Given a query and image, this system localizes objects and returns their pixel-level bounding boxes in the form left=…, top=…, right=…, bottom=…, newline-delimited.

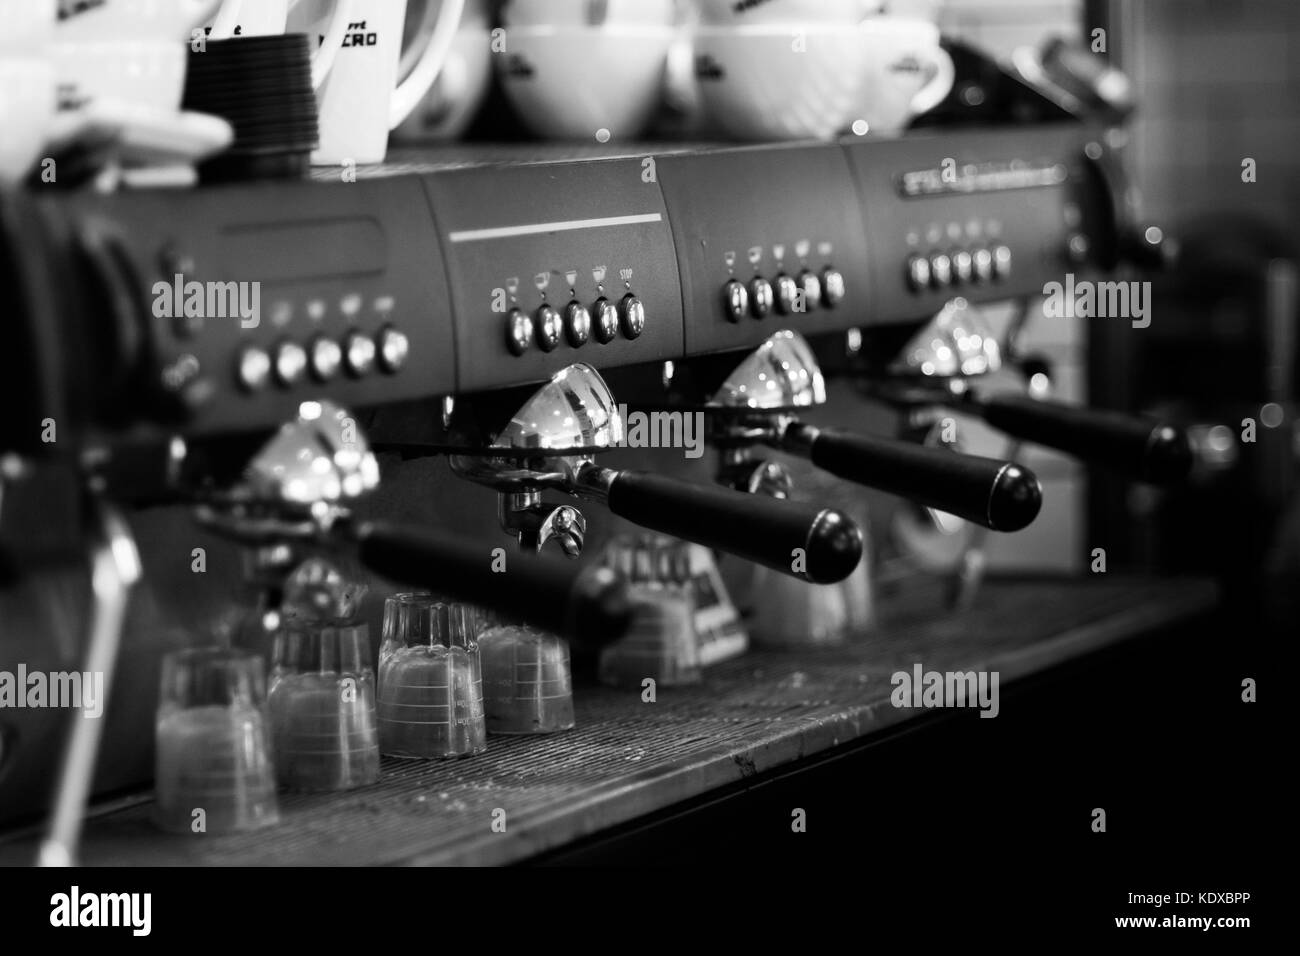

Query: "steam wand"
left=37, top=496, right=141, bottom=867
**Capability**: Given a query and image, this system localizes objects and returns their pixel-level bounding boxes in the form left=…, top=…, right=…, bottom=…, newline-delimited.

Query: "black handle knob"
left=975, top=395, right=1192, bottom=484
left=603, top=471, right=862, bottom=584
left=352, top=522, right=632, bottom=649
left=796, top=426, right=1042, bottom=532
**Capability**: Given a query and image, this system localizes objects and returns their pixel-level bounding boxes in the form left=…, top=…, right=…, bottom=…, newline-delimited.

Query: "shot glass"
left=479, top=620, right=576, bottom=735
left=377, top=594, right=487, bottom=759
left=268, top=620, right=380, bottom=791
left=154, top=648, right=279, bottom=834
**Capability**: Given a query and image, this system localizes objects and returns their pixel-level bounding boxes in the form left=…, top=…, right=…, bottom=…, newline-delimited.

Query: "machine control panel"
left=844, top=125, right=1092, bottom=323
left=40, top=177, right=454, bottom=438
left=420, top=157, right=683, bottom=394
left=656, top=145, right=872, bottom=356
left=20, top=126, right=1106, bottom=446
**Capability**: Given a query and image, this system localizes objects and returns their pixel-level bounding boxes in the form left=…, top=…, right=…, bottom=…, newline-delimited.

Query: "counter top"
left=0, top=577, right=1216, bottom=866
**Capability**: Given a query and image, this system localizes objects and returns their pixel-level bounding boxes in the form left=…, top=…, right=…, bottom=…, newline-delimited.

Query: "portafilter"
left=702, top=330, right=1044, bottom=534
left=448, top=364, right=864, bottom=585
left=191, top=399, right=631, bottom=647
left=865, top=298, right=1193, bottom=485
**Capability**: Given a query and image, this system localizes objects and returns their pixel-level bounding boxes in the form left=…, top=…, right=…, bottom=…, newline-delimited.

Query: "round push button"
left=565, top=302, right=592, bottom=348
left=749, top=277, right=774, bottom=319
left=821, top=268, right=846, bottom=307
left=237, top=347, right=272, bottom=392
left=723, top=279, right=749, bottom=323
left=274, top=341, right=308, bottom=387
left=535, top=304, right=563, bottom=352
left=310, top=336, right=343, bottom=381
left=377, top=327, right=410, bottom=373
left=344, top=332, right=377, bottom=377
left=594, top=298, right=619, bottom=344
left=907, top=254, right=932, bottom=292
left=620, top=295, right=646, bottom=340
left=506, top=309, right=533, bottom=356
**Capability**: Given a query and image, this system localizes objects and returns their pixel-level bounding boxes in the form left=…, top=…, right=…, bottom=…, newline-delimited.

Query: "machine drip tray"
left=0, top=578, right=1216, bottom=866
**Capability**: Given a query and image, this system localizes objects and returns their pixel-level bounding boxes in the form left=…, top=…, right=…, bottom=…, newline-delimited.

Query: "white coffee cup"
left=297, top=0, right=466, bottom=165
left=696, top=0, right=863, bottom=26
left=856, top=16, right=953, bottom=135
left=393, top=0, right=492, bottom=142
left=502, top=0, right=676, bottom=27
left=693, top=24, right=871, bottom=141
left=207, top=0, right=354, bottom=89
left=55, top=0, right=223, bottom=42
left=498, top=25, right=674, bottom=141
left=0, top=58, right=58, bottom=185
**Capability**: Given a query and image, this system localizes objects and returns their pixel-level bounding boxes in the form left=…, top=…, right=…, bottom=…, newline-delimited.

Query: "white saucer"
left=46, top=100, right=234, bottom=167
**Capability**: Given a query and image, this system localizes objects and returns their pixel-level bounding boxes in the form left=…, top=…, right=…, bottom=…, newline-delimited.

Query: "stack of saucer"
left=182, top=34, right=319, bottom=182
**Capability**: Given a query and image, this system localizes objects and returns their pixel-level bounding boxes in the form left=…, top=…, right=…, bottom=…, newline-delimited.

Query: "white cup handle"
left=289, top=0, right=355, bottom=89
left=208, top=0, right=243, bottom=38
left=910, top=43, right=955, bottom=117
left=389, top=0, right=466, bottom=130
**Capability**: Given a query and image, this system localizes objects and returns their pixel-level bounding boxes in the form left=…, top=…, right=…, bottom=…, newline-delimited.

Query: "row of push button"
left=907, top=244, right=1012, bottom=292
left=237, top=327, right=409, bottom=392
left=507, top=294, right=645, bottom=357
left=723, top=268, right=846, bottom=322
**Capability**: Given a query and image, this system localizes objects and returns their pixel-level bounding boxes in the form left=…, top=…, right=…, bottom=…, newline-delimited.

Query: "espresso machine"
left=0, top=47, right=1193, bottom=861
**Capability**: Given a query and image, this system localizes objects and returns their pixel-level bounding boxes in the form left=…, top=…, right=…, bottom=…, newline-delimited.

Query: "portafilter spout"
left=451, top=364, right=863, bottom=585
left=872, top=298, right=1193, bottom=485
left=708, top=331, right=1043, bottom=533
left=193, top=399, right=631, bottom=647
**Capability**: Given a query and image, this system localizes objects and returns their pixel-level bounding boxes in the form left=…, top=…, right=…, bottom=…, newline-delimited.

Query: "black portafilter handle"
left=592, top=470, right=863, bottom=585
left=350, top=521, right=632, bottom=649
left=969, top=394, right=1193, bottom=485
left=781, top=423, right=1042, bottom=533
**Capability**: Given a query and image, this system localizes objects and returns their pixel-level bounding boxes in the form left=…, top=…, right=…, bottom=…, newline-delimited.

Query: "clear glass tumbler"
left=378, top=595, right=487, bottom=759
left=268, top=620, right=380, bottom=791
left=479, top=619, right=576, bottom=735
left=154, top=648, right=279, bottom=834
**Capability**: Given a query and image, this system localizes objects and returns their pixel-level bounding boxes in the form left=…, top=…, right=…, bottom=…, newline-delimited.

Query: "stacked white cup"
left=290, top=0, right=467, bottom=166
left=692, top=0, right=954, bottom=140
left=496, top=0, right=678, bottom=142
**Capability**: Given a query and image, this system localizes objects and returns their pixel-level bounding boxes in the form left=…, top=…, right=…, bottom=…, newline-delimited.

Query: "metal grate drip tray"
left=0, top=579, right=1214, bottom=866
